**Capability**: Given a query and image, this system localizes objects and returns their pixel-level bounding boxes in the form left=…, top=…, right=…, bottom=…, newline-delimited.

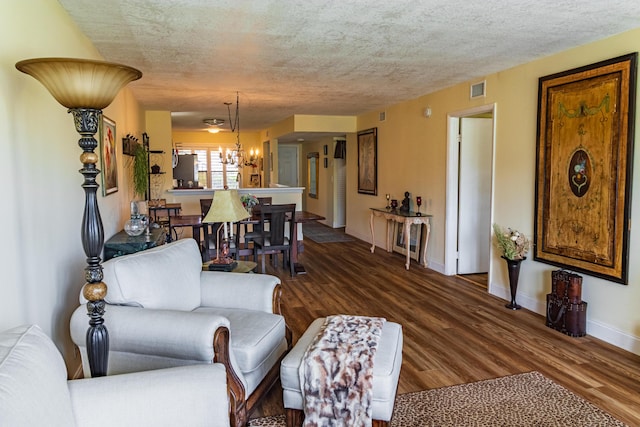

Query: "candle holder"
left=416, top=196, right=422, bottom=216
left=386, top=194, right=391, bottom=209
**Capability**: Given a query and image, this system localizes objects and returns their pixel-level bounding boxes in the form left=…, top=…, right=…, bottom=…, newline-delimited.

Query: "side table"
left=369, top=207, right=432, bottom=270
left=202, top=260, right=257, bottom=273
left=103, top=228, right=166, bottom=261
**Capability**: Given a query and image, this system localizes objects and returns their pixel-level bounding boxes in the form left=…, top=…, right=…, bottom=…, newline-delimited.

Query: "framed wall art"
left=393, top=221, right=422, bottom=262
left=534, top=53, right=637, bottom=284
left=357, top=127, right=377, bottom=195
left=100, top=115, right=118, bottom=196
left=250, top=173, right=261, bottom=187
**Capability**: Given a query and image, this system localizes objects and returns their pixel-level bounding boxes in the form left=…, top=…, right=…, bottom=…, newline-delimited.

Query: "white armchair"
left=0, top=324, right=229, bottom=427
left=70, top=238, right=291, bottom=427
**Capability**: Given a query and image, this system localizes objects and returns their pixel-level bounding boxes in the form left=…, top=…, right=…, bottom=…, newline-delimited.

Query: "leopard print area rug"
left=248, top=371, right=627, bottom=426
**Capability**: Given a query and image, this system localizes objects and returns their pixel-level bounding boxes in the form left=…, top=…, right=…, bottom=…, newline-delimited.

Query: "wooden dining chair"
left=253, top=203, right=296, bottom=276
left=243, top=197, right=272, bottom=245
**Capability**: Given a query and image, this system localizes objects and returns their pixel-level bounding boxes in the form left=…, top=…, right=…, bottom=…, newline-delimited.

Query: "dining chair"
left=243, top=196, right=272, bottom=247
left=149, top=198, right=175, bottom=241
left=253, top=203, right=296, bottom=276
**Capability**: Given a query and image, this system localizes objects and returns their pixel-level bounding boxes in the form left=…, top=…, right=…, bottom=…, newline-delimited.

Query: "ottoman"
left=280, top=318, right=403, bottom=426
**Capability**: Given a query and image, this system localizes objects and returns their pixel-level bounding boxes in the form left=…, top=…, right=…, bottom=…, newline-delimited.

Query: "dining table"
left=168, top=214, right=205, bottom=245
left=170, top=211, right=325, bottom=275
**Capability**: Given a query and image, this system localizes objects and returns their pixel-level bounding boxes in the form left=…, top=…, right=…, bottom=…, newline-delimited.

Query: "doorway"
left=444, top=104, right=496, bottom=289
left=278, top=145, right=299, bottom=187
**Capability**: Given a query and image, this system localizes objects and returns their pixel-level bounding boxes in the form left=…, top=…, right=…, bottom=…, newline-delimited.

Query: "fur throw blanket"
left=300, top=315, right=386, bottom=427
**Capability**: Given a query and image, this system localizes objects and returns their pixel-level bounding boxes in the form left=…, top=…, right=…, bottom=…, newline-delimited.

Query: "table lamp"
left=15, top=57, right=142, bottom=377
left=203, top=189, right=250, bottom=269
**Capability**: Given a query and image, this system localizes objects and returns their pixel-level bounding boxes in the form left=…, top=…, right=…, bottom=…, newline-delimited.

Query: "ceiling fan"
left=203, top=118, right=225, bottom=133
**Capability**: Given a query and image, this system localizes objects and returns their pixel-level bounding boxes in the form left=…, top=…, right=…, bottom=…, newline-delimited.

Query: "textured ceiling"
left=58, top=0, right=640, bottom=137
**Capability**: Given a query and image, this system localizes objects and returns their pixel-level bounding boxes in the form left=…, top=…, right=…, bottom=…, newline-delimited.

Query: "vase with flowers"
left=493, top=224, right=530, bottom=310
left=240, top=193, right=259, bottom=214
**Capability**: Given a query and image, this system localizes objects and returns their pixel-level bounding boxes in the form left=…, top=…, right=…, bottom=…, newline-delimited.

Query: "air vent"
left=470, top=80, right=486, bottom=99
left=379, top=111, right=386, bottom=122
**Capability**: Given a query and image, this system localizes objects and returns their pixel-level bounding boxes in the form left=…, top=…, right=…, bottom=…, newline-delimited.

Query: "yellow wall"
left=1, top=0, right=145, bottom=372
left=347, top=28, right=640, bottom=353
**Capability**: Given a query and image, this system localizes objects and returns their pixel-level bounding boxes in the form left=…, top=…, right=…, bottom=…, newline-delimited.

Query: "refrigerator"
left=173, top=154, right=198, bottom=187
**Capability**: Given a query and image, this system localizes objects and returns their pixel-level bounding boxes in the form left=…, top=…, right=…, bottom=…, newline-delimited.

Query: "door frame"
left=444, top=104, right=497, bottom=284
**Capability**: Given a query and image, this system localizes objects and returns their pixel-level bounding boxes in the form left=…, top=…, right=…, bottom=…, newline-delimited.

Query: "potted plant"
left=493, top=224, right=530, bottom=310
left=132, top=143, right=148, bottom=199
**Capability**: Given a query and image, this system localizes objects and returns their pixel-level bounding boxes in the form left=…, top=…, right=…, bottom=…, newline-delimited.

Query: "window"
left=177, top=147, right=239, bottom=189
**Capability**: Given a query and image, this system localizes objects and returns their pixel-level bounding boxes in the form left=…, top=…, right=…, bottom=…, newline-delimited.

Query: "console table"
left=103, top=228, right=166, bottom=261
left=369, top=208, right=432, bottom=270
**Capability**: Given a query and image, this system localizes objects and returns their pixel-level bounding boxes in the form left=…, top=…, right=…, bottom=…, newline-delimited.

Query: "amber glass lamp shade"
left=15, top=57, right=142, bottom=109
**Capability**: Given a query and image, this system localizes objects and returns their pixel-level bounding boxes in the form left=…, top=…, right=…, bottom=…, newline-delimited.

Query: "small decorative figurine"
left=400, top=191, right=411, bottom=212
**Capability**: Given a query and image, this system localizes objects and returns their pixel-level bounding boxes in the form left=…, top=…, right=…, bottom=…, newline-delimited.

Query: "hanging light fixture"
left=220, top=92, right=245, bottom=166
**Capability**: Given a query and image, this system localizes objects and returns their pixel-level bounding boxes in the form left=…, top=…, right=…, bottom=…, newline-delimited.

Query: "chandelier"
left=219, top=92, right=245, bottom=166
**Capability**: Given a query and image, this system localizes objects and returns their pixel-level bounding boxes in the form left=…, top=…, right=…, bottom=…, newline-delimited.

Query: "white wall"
left=0, top=0, right=143, bottom=372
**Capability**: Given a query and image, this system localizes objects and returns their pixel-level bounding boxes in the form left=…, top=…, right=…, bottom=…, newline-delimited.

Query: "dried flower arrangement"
left=493, top=223, right=530, bottom=260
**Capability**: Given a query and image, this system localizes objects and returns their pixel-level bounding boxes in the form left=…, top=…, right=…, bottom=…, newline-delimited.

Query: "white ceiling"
left=58, top=0, right=640, bottom=139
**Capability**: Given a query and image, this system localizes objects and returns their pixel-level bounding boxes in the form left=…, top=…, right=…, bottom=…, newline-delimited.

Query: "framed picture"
left=250, top=173, right=261, bottom=187
left=122, top=136, right=134, bottom=156
left=100, top=115, right=118, bottom=196
left=357, top=127, right=377, bottom=195
left=393, top=221, right=422, bottom=261
left=534, top=53, right=637, bottom=284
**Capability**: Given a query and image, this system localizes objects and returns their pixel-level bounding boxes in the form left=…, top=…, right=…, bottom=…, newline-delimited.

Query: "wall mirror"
left=307, top=152, right=319, bottom=199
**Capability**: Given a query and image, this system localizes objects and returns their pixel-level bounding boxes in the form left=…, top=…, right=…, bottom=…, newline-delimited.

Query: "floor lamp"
left=15, top=58, right=142, bottom=377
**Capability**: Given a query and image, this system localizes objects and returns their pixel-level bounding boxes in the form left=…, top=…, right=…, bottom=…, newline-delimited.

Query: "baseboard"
left=489, top=285, right=640, bottom=356
left=426, top=258, right=445, bottom=274
left=587, top=319, right=640, bottom=355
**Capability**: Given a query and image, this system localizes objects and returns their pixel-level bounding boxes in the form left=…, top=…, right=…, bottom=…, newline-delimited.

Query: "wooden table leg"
left=421, top=221, right=430, bottom=268
left=404, top=220, right=411, bottom=270
left=369, top=211, right=376, bottom=253
left=291, top=222, right=305, bottom=275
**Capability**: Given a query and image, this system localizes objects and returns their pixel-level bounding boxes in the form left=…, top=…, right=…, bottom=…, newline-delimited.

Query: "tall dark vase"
left=502, top=256, right=525, bottom=310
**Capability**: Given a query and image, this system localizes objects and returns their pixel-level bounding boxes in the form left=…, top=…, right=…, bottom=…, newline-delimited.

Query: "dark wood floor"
left=250, top=234, right=640, bottom=425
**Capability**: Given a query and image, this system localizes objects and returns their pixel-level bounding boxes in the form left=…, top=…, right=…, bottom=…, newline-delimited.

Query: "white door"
left=333, top=158, right=347, bottom=227
left=457, top=117, right=492, bottom=274
left=278, top=145, right=298, bottom=187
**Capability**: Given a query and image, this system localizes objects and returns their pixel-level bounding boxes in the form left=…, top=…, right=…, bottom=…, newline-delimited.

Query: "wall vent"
left=470, top=80, right=486, bottom=99
left=379, top=111, right=386, bottom=122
